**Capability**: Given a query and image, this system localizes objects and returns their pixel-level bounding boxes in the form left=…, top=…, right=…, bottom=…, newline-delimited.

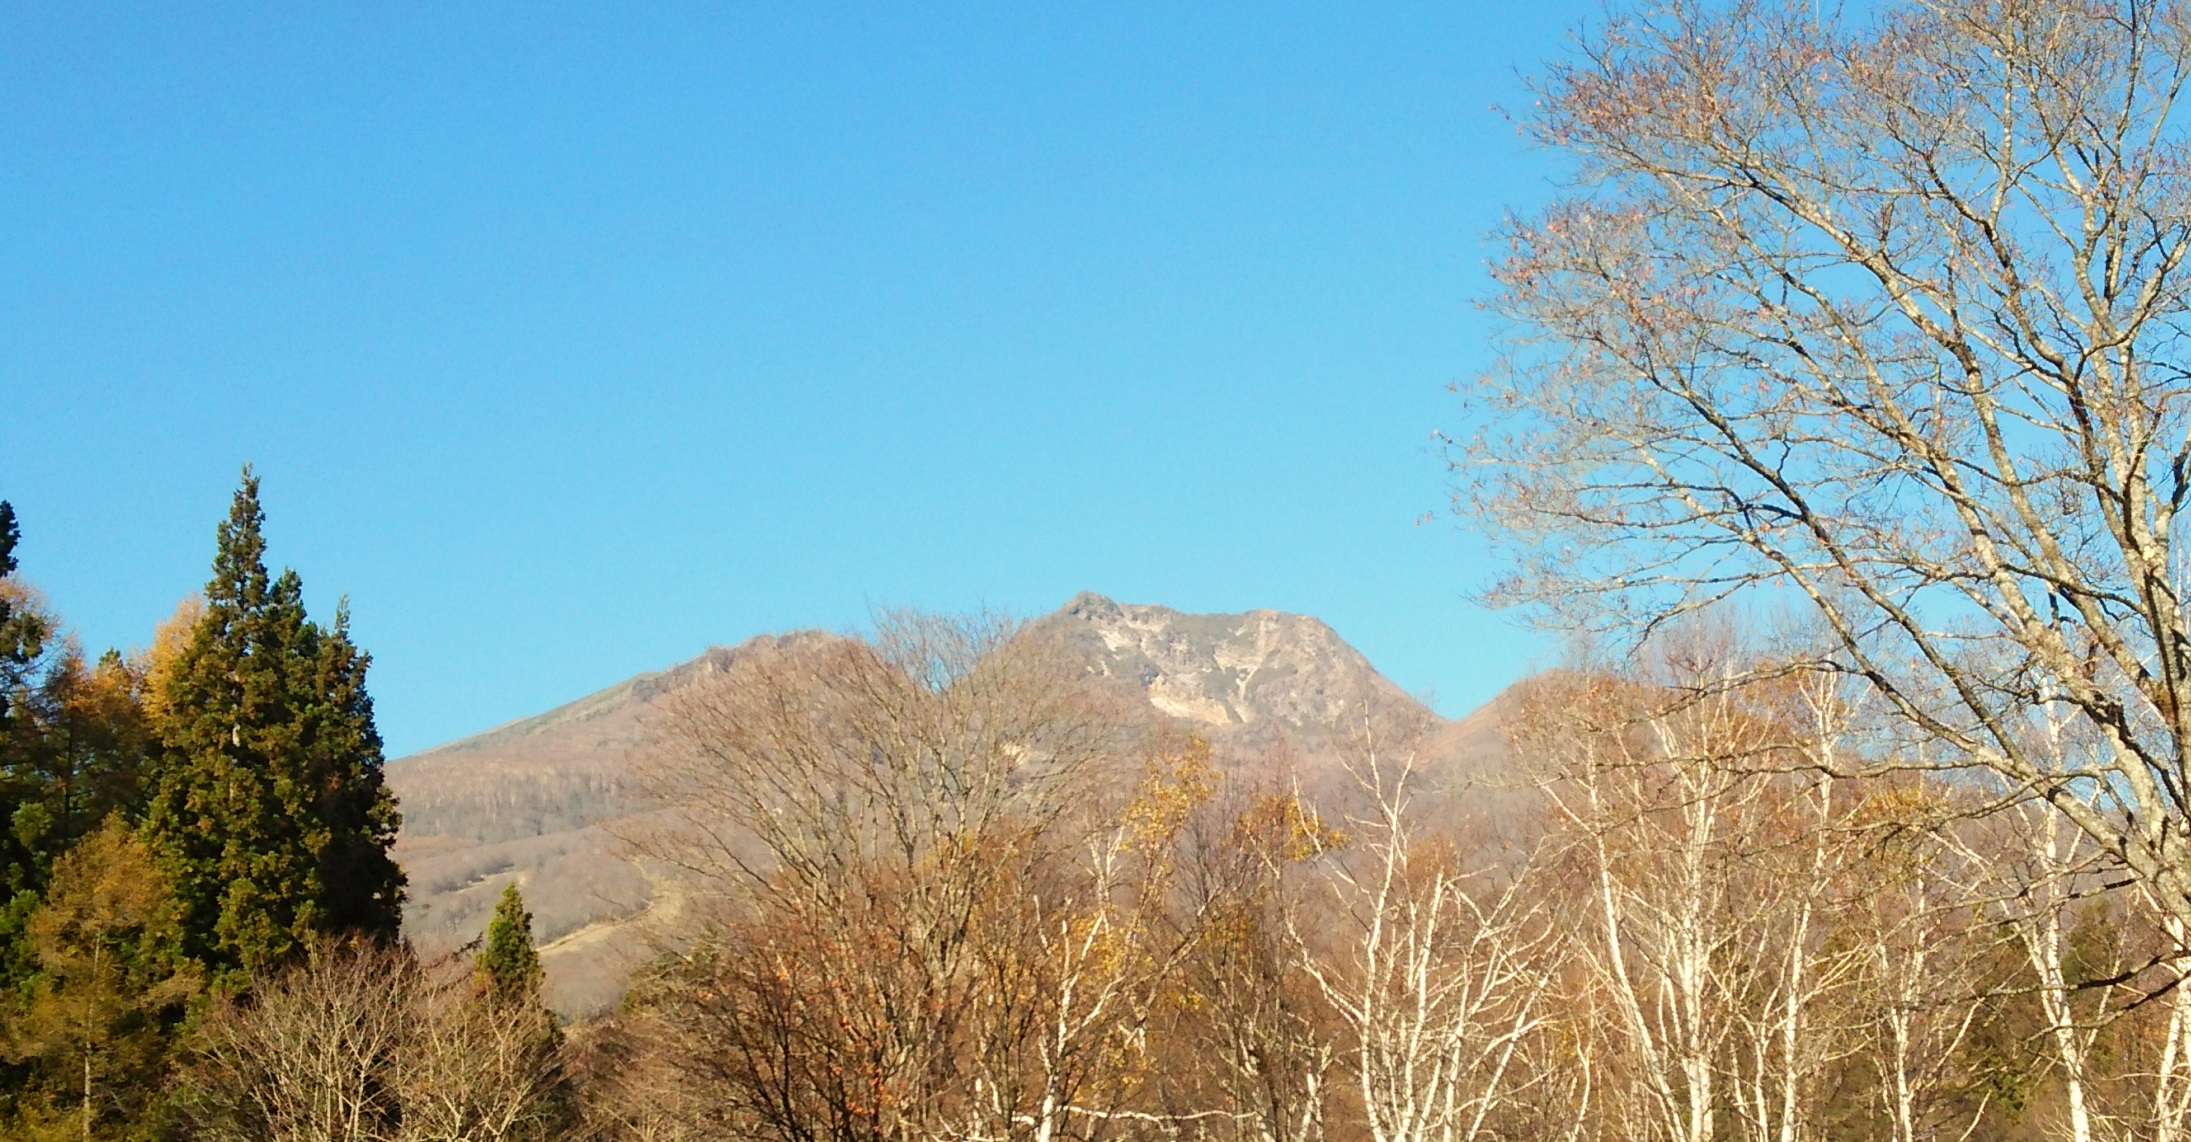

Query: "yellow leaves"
left=1232, top=792, right=1348, bottom=864
left=0, top=577, right=50, bottom=617
left=9, top=820, right=200, bottom=1112
left=1059, top=909, right=1133, bottom=980
left=136, top=593, right=204, bottom=725
left=1124, top=734, right=1218, bottom=852
left=35, top=646, right=150, bottom=756
left=1849, top=778, right=1951, bottom=832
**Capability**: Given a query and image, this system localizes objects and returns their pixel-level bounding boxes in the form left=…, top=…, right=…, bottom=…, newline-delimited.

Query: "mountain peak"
left=1062, top=590, right=1119, bottom=614
left=391, top=596, right=1454, bottom=1016
left=1037, top=594, right=1426, bottom=733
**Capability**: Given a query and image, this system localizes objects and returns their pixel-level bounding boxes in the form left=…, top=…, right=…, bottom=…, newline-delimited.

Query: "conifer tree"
left=478, top=883, right=544, bottom=1002
left=141, top=470, right=404, bottom=982
left=0, top=501, right=32, bottom=726
left=1, top=821, right=198, bottom=1140
left=471, top=880, right=571, bottom=1135
left=0, top=502, right=61, bottom=999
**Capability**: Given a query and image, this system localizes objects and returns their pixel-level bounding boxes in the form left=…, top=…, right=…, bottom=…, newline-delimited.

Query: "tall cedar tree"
left=142, top=472, right=403, bottom=981
left=0, top=501, right=28, bottom=723
left=0, top=499, right=58, bottom=995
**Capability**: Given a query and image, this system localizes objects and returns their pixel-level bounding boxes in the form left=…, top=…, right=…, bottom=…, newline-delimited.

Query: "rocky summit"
left=1039, top=592, right=1422, bottom=734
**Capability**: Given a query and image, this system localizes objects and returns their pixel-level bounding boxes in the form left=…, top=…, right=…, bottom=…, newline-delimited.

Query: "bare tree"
left=1514, top=639, right=1898, bottom=1142
left=1947, top=704, right=2114, bottom=1142
left=1528, top=670, right=1768, bottom=1142
left=1166, top=781, right=1345, bottom=1142
left=956, top=734, right=1216, bottom=1142
left=627, top=610, right=1222, bottom=1142
left=564, top=1021, right=707, bottom=1142
left=1723, top=671, right=1869, bottom=1142
left=1292, top=706, right=1556, bottom=1142
left=2129, top=881, right=2191, bottom=1142
left=1848, top=805, right=1991, bottom=1142
left=1953, top=747, right=2191, bottom=1142
left=1463, top=0, right=2191, bottom=934
left=392, top=959, right=569, bottom=1142
left=178, top=945, right=572, bottom=1142
left=642, top=612, right=1130, bottom=898
left=180, top=946, right=411, bottom=1142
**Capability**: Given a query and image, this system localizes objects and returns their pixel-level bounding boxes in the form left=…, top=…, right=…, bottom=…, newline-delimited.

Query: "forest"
left=9, top=477, right=2191, bottom=1142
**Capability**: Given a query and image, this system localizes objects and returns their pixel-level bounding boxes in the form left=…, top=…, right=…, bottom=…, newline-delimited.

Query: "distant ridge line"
left=413, top=674, right=658, bottom=757
left=409, top=632, right=833, bottom=757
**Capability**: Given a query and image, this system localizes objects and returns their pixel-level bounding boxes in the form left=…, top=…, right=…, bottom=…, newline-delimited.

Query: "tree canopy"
left=478, top=883, right=544, bottom=1002
left=140, top=470, right=403, bottom=982
left=1463, top=0, right=2191, bottom=933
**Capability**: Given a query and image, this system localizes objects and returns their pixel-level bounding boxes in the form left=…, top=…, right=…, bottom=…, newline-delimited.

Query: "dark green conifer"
left=0, top=500, right=55, bottom=745
left=0, top=501, right=26, bottom=722
left=0, top=500, right=58, bottom=998
left=473, top=880, right=571, bottom=1135
left=478, top=883, right=544, bottom=1000
left=141, top=470, right=404, bottom=982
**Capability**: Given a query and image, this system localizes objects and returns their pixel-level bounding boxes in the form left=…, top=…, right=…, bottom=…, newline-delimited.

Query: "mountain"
left=385, top=596, right=1514, bottom=1016
left=386, top=634, right=830, bottom=1015
left=1035, top=592, right=1421, bottom=734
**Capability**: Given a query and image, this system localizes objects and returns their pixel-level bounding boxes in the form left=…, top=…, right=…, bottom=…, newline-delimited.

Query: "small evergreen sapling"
left=478, top=883, right=544, bottom=1002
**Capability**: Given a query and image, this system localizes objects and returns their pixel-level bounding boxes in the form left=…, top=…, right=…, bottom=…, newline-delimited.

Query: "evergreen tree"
left=472, top=881, right=572, bottom=1136
left=0, top=501, right=33, bottom=728
left=478, top=883, right=544, bottom=1001
left=141, top=470, right=404, bottom=983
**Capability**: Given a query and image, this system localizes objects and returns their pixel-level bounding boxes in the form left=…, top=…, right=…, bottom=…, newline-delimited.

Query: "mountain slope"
left=386, top=596, right=1510, bottom=1016
left=387, top=636, right=829, bottom=1013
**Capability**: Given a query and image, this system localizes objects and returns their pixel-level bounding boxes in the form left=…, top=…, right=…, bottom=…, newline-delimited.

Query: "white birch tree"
left=1294, top=711, right=1555, bottom=1142
left=1464, top=0, right=2191, bottom=943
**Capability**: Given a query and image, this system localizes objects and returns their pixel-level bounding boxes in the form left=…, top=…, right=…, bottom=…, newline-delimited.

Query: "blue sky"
left=3, top=2, right=1591, bottom=756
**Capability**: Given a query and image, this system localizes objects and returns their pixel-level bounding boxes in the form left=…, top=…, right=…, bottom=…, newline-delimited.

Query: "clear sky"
left=3, top=2, right=1593, bottom=757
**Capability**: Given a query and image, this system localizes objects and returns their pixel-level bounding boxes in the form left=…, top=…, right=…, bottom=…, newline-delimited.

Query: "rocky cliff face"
left=1038, top=593, right=1423, bottom=734
left=386, top=598, right=1506, bottom=1017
